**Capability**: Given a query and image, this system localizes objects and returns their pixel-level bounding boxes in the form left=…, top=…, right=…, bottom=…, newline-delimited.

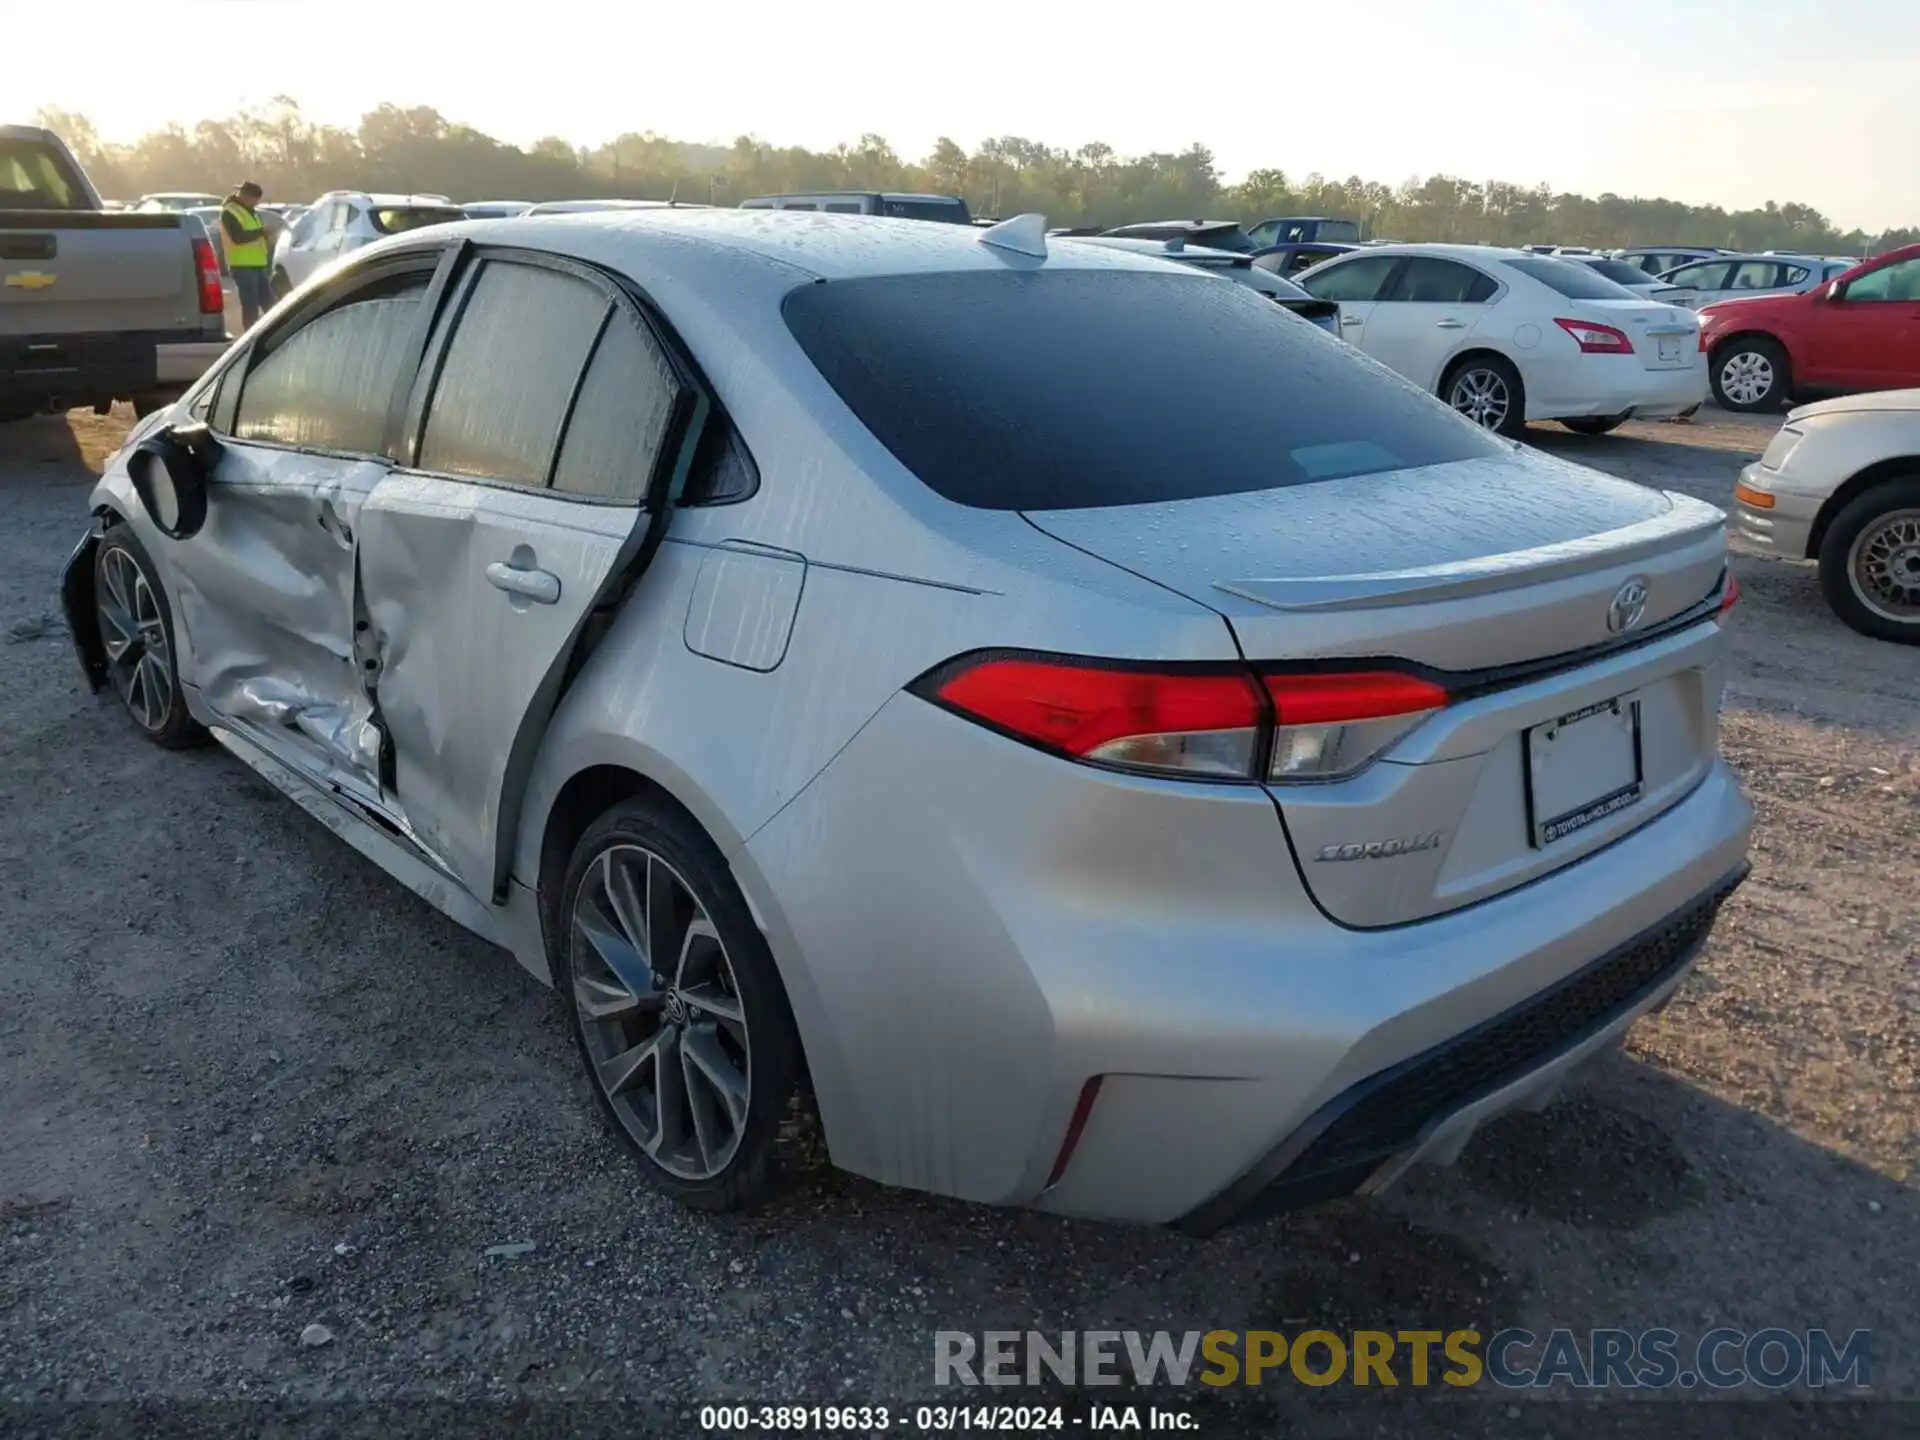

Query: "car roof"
left=312, top=190, right=458, bottom=207
left=473, top=208, right=1230, bottom=283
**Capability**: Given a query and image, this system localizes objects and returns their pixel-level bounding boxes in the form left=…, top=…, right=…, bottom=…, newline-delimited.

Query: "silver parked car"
left=61, top=210, right=1753, bottom=1228
left=1655, top=252, right=1851, bottom=310
left=1733, top=389, right=1920, bottom=644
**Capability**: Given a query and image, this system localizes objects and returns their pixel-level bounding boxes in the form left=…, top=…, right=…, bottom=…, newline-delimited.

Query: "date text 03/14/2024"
left=698, top=1404, right=1195, bottom=1431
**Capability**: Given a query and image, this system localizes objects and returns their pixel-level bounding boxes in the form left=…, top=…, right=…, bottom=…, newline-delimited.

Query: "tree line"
left=36, top=100, right=1918, bottom=256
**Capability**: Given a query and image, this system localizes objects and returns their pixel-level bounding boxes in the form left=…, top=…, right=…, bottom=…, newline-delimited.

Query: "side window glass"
left=824, top=202, right=861, bottom=213
left=1299, top=255, right=1398, bottom=303
left=1464, top=270, right=1498, bottom=303
left=232, top=277, right=428, bottom=453
left=1727, top=261, right=1776, bottom=290
left=782, top=202, right=818, bottom=211
left=1666, top=263, right=1726, bottom=290
left=551, top=311, right=682, bottom=503
left=1782, top=265, right=1809, bottom=284
left=418, top=261, right=608, bottom=487
left=1386, top=258, right=1488, bottom=303
left=1842, top=259, right=1920, bottom=302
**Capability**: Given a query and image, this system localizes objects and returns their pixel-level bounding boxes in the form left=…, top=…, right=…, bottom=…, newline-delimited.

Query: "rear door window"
left=1298, top=254, right=1400, bottom=301
left=231, top=275, right=430, bottom=453
left=1663, top=261, right=1733, bottom=290
left=1384, top=258, right=1495, bottom=303
left=1726, top=260, right=1780, bottom=291
left=782, top=268, right=1505, bottom=511
left=550, top=309, right=682, bottom=503
left=418, top=260, right=608, bottom=487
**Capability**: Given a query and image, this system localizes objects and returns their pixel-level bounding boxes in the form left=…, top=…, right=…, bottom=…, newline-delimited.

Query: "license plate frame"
left=1656, top=335, right=1682, bottom=362
left=1524, top=694, right=1644, bottom=848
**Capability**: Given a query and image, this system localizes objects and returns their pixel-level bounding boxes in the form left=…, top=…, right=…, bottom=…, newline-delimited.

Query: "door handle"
left=1435, top=319, right=1467, bottom=329
left=1340, top=315, right=1364, bottom=327
left=485, top=561, right=561, bottom=605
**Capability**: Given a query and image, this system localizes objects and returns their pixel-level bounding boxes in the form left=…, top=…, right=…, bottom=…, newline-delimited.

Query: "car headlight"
left=1760, top=425, right=1803, bottom=472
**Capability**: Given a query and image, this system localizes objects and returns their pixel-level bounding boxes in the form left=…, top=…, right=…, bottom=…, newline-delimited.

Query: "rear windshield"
left=881, top=197, right=971, bottom=224
left=0, top=138, right=85, bottom=210
left=782, top=269, right=1505, bottom=511
left=373, top=206, right=466, bottom=234
left=1583, top=259, right=1655, bottom=285
left=1503, top=256, right=1637, bottom=299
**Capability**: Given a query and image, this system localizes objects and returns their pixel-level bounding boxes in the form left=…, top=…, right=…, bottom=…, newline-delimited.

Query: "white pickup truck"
left=2, top=124, right=227, bottom=422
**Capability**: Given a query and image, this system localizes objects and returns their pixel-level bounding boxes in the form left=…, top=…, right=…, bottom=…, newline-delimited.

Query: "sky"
left=22, top=0, right=1918, bottom=232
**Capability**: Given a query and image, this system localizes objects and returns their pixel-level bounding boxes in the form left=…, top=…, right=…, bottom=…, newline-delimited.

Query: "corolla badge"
left=1314, top=832, right=1443, bottom=862
left=1607, top=576, right=1651, bottom=634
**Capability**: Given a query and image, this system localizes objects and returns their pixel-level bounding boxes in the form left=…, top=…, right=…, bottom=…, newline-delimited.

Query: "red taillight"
left=190, top=237, right=223, bottom=315
left=1554, top=317, right=1635, bottom=355
left=1719, top=570, right=1740, bottom=615
left=931, top=658, right=1264, bottom=778
left=924, top=654, right=1450, bottom=783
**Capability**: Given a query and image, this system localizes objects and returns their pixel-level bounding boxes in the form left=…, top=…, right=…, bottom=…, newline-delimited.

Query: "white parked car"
left=1614, top=246, right=1724, bottom=277
left=271, top=192, right=467, bottom=295
left=1654, top=253, right=1851, bottom=311
left=1295, top=244, right=1706, bottom=437
left=1733, top=389, right=1920, bottom=644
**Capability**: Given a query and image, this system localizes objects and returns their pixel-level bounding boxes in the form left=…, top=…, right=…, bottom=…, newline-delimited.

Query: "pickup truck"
left=2, top=124, right=227, bottom=423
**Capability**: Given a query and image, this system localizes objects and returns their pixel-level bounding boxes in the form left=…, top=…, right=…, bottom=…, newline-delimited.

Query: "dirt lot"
left=1, top=407, right=1914, bottom=1437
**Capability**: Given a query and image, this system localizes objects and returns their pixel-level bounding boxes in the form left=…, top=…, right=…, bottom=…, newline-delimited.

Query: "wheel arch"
left=1707, top=328, right=1791, bottom=370
left=61, top=503, right=134, bottom=693
left=1808, top=457, right=1920, bottom=560
left=528, top=755, right=834, bottom=1109
left=1438, top=346, right=1521, bottom=392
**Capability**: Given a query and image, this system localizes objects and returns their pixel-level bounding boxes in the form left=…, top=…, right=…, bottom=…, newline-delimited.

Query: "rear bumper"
left=1176, top=860, right=1746, bottom=1232
left=2, top=326, right=221, bottom=410
left=1526, top=356, right=1709, bottom=421
left=1732, top=462, right=1820, bottom=559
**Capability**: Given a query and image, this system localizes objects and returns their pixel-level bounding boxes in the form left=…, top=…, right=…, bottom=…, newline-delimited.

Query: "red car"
left=1700, top=243, right=1920, bottom=412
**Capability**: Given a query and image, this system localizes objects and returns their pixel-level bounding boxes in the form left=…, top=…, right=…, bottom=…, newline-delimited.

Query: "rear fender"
left=60, top=519, right=107, bottom=692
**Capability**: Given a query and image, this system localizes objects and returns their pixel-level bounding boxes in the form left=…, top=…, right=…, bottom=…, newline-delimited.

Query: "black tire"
left=1560, top=414, right=1628, bottom=436
left=93, top=525, right=208, bottom=749
left=1709, top=336, right=1791, bottom=412
left=556, top=796, right=803, bottom=1211
left=1440, top=354, right=1527, bottom=439
left=1816, top=477, right=1920, bottom=645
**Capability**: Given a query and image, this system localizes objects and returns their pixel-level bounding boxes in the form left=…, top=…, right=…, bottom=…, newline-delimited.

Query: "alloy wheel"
left=96, top=546, right=174, bottom=733
left=1448, top=368, right=1510, bottom=430
left=1848, top=508, right=1920, bottom=623
left=569, top=843, right=751, bottom=1180
left=1719, top=351, right=1775, bottom=407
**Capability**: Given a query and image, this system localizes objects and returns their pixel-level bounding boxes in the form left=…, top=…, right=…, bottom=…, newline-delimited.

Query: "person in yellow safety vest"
left=220, top=181, right=272, bottom=330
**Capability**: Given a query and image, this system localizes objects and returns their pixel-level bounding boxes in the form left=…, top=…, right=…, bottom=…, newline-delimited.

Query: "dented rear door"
left=356, top=252, right=705, bottom=902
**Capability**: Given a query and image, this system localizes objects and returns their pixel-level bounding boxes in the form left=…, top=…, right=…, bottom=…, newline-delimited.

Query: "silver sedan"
left=62, top=209, right=1753, bottom=1227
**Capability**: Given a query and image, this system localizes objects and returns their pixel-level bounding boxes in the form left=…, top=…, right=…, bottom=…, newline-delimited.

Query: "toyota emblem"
left=1607, top=577, right=1650, bottom=634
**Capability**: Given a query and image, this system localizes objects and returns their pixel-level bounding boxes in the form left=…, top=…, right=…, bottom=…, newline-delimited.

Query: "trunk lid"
left=1024, top=448, right=1731, bottom=927
left=1580, top=297, right=1699, bottom=371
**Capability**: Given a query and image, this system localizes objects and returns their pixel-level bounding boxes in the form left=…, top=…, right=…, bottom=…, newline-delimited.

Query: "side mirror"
left=130, top=421, right=218, bottom=540
left=1822, top=280, right=1845, bottom=302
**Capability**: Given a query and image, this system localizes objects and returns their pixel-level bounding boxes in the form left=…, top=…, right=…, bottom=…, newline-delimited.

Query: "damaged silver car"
left=64, top=211, right=1752, bottom=1228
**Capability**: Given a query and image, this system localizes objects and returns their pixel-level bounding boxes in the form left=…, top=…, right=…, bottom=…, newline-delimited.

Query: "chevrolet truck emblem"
left=4, top=271, right=58, bottom=291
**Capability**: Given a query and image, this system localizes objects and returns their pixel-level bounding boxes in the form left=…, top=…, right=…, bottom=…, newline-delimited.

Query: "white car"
left=1733, top=389, right=1920, bottom=644
left=271, top=192, right=467, bottom=294
left=1654, top=252, right=1851, bottom=311
left=1295, top=244, right=1706, bottom=437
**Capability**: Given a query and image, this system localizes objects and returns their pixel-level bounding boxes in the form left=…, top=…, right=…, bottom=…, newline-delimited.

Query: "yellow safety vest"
left=221, top=201, right=269, bottom=268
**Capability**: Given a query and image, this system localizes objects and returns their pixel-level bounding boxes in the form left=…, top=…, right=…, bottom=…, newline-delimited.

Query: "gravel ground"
left=1, top=408, right=1914, bottom=1439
